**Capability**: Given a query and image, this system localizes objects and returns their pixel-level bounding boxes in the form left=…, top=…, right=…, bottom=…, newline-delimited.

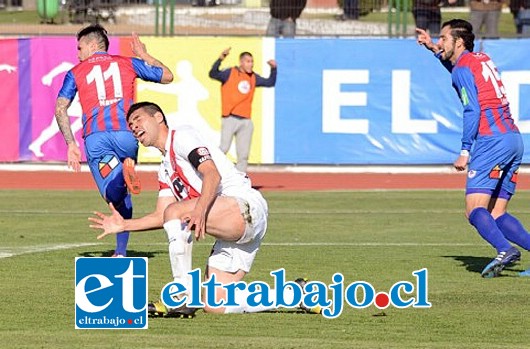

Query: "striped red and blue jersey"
left=442, top=51, right=519, bottom=151
left=58, top=52, right=163, bottom=138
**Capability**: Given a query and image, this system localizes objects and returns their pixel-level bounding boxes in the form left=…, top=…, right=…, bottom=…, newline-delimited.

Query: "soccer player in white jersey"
left=89, top=102, right=317, bottom=317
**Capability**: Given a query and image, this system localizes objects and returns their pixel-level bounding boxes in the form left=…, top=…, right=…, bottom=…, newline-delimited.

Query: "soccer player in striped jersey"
left=417, top=19, right=530, bottom=277
left=55, top=24, right=173, bottom=256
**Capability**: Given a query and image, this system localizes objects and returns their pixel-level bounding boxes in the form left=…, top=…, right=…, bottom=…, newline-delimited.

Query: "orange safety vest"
left=221, top=67, right=256, bottom=118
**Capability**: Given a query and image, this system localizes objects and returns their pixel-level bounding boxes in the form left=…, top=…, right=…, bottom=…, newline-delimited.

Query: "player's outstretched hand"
left=131, top=32, right=148, bottom=58
left=220, top=47, right=231, bottom=60
left=267, top=59, right=277, bottom=68
left=453, top=155, right=468, bottom=172
left=89, top=203, right=126, bottom=240
left=67, top=143, right=82, bottom=172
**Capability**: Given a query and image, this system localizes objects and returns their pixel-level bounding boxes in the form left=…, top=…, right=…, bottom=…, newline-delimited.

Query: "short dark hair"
left=441, top=19, right=475, bottom=52
left=77, top=24, right=109, bottom=51
left=239, top=51, right=253, bottom=60
left=127, top=101, right=168, bottom=126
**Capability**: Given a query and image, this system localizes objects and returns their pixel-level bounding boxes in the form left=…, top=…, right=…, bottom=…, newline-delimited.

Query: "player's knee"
left=490, top=209, right=507, bottom=220
left=163, top=202, right=186, bottom=222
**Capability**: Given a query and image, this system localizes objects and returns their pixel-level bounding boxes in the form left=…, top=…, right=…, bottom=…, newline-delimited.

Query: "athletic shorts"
left=207, top=188, right=268, bottom=273
left=84, top=130, right=138, bottom=200
left=466, top=133, right=523, bottom=199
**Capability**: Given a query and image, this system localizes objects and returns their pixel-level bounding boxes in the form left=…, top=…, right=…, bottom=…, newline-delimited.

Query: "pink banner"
left=28, top=37, right=119, bottom=162
left=0, top=39, right=20, bottom=161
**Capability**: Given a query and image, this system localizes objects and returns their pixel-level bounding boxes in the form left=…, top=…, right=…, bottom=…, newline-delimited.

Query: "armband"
left=188, top=147, right=212, bottom=169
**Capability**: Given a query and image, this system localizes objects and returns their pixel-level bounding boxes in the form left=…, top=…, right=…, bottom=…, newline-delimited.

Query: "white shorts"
left=207, top=188, right=268, bottom=273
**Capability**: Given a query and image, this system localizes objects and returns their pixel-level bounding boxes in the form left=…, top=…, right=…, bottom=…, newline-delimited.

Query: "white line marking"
left=260, top=242, right=478, bottom=247
left=0, top=243, right=101, bottom=259
left=0, top=241, right=481, bottom=259
left=3, top=208, right=530, bottom=216
left=133, top=242, right=480, bottom=247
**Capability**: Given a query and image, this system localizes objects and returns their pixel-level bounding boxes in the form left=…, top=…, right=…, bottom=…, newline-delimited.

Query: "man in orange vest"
left=209, top=48, right=277, bottom=172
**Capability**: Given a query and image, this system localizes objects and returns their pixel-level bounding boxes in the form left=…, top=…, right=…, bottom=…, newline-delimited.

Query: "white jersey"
left=158, top=125, right=251, bottom=200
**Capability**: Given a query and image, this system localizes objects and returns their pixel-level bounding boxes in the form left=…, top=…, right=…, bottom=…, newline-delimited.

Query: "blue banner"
left=274, top=39, right=530, bottom=164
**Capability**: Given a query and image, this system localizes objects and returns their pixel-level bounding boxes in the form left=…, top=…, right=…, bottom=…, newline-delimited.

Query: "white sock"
left=224, top=287, right=295, bottom=314
left=163, top=219, right=193, bottom=292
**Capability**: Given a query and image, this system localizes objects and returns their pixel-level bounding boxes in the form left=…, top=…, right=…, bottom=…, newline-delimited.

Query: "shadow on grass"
left=444, top=255, right=526, bottom=276
left=78, top=250, right=161, bottom=258
left=444, top=255, right=492, bottom=274
left=252, top=185, right=284, bottom=191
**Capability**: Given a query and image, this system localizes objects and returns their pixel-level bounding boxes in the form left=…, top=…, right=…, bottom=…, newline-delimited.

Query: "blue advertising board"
left=273, top=38, right=530, bottom=164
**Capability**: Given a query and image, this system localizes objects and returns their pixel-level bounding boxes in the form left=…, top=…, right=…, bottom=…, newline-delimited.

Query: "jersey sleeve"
left=157, top=164, right=173, bottom=197
left=255, top=67, right=277, bottom=87
left=452, top=66, right=480, bottom=151
left=173, top=128, right=210, bottom=163
left=57, top=70, right=77, bottom=101
left=208, top=59, right=231, bottom=83
left=131, top=57, right=163, bottom=83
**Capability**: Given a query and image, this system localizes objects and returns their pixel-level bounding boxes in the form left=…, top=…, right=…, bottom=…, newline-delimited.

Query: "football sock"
left=223, top=287, right=295, bottom=314
left=495, top=213, right=530, bottom=250
left=469, top=207, right=512, bottom=254
left=114, top=195, right=132, bottom=256
left=164, top=219, right=193, bottom=296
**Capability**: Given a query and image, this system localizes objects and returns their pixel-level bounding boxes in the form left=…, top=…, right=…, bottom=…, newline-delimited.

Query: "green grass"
left=0, top=10, right=42, bottom=24
left=1, top=189, right=530, bottom=348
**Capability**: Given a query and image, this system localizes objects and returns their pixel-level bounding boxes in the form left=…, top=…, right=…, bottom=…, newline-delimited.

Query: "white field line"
left=0, top=243, right=100, bottom=259
left=0, top=208, right=468, bottom=215
left=0, top=241, right=481, bottom=260
left=133, top=242, right=480, bottom=247
left=2, top=208, right=530, bottom=215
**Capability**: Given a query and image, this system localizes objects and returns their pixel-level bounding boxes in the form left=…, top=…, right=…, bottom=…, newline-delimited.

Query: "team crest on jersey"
left=489, top=165, right=503, bottom=180
left=99, top=155, right=119, bottom=179
left=468, top=170, right=476, bottom=179
left=238, top=80, right=251, bottom=94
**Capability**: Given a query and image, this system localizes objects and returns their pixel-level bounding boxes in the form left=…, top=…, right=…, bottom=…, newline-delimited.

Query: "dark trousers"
left=413, top=9, right=441, bottom=35
left=343, top=0, right=359, bottom=19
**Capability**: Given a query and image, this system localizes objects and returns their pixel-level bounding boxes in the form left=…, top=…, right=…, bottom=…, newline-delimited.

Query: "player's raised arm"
left=89, top=195, right=176, bottom=240
left=416, top=28, right=439, bottom=53
left=209, top=47, right=231, bottom=83
left=131, top=32, right=173, bottom=84
left=256, top=60, right=277, bottom=87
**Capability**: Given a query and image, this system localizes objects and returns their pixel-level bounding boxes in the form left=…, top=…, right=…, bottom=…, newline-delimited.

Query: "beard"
left=441, top=47, right=454, bottom=61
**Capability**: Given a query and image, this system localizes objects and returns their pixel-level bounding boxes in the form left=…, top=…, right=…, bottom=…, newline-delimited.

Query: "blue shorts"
left=466, top=133, right=523, bottom=200
left=84, top=131, right=138, bottom=202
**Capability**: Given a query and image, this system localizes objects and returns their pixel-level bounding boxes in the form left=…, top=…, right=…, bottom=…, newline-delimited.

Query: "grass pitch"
left=1, top=189, right=530, bottom=348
